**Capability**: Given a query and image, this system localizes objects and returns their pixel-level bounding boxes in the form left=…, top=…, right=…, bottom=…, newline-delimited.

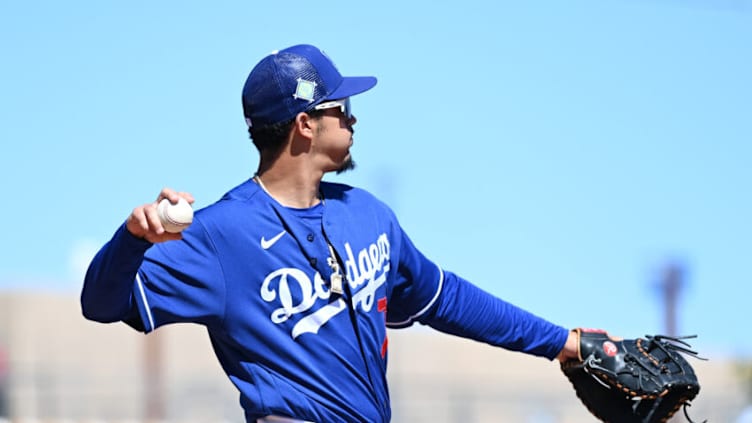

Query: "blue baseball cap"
left=242, top=44, right=377, bottom=128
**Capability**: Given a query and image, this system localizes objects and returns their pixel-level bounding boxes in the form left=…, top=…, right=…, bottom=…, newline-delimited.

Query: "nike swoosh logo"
left=261, top=230, right=287, bottom=250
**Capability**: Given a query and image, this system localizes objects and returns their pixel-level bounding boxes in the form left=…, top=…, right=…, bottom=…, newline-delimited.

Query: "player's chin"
left=335, top=155, right=356, bottom=175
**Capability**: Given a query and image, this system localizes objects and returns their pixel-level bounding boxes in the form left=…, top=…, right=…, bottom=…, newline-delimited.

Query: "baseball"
left=157, top=197, right=194, bottom=233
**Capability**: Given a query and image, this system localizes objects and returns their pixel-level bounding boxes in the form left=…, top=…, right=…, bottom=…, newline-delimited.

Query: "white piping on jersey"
left=386, top=264, right=444, bottom=327
left=135, top=273, right=155, bottom=332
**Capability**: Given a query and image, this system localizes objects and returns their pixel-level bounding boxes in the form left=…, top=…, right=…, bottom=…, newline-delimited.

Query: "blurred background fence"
left=0, top=291, right=750, bottom=422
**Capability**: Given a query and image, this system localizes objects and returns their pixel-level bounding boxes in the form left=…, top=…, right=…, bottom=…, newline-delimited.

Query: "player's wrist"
left=556, top=329, right=580, bottom=363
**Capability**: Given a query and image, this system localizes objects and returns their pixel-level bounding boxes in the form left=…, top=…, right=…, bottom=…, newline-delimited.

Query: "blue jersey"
left=81, top=179, right=568, bottom=422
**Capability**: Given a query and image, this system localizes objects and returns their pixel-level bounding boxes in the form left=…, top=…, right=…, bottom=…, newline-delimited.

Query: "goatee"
left=336, top=156, right=356, bottom=174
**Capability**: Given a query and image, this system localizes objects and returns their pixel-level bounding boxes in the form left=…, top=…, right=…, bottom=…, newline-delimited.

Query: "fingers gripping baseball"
left=126, top=187, right=195, bottom=243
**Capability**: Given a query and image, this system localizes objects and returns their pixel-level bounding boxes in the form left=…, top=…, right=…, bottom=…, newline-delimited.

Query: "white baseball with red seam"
left=157, top=197, right=193, bottom=233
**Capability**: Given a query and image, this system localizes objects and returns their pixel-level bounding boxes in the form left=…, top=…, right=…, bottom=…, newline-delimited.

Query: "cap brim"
left=326, top=76, right=377, bottom=101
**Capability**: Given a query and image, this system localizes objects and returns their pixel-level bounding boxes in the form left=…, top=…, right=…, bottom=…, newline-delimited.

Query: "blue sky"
left=1, top=0, right=750, bottom=355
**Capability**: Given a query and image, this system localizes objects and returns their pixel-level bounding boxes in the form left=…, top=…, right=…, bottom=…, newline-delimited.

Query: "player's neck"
left=254, top=165, right=323, bottom=209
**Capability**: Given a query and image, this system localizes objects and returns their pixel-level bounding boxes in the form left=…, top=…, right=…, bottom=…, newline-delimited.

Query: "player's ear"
left=294, top=112, right=316, bottom=140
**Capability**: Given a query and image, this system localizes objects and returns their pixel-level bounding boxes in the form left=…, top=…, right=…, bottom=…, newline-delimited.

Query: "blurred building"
left=0, top=291, right=747, bottom=422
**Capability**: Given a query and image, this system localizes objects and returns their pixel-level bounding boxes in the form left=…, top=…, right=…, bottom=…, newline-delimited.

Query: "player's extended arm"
left=420, top=272, right=570, bottom=360
left=386, top=224, right=571, bottom=360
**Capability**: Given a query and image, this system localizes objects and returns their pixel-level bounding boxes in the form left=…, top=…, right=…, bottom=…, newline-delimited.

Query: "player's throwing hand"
left=126, top=187, right=194, bottom=243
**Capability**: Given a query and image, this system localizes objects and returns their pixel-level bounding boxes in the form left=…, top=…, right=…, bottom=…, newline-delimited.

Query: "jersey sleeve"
left=81, top=220, right=226, bottom=333
left=385, top=227, right=445, bottom=328
left=420, top=271, right=569, bottom=360
left=81, top=224, right=153, bottom=324
left=385, top=226, right=569, bottom=360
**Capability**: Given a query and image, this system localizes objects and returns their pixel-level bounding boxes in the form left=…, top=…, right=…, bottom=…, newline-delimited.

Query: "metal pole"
left=662, top=263, right=683, bottom=337
left=144, top=331, right=165, bottom=422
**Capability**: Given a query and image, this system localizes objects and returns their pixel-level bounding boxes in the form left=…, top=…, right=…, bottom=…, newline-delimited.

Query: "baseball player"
left=81, top=44, right=580, bottom=423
